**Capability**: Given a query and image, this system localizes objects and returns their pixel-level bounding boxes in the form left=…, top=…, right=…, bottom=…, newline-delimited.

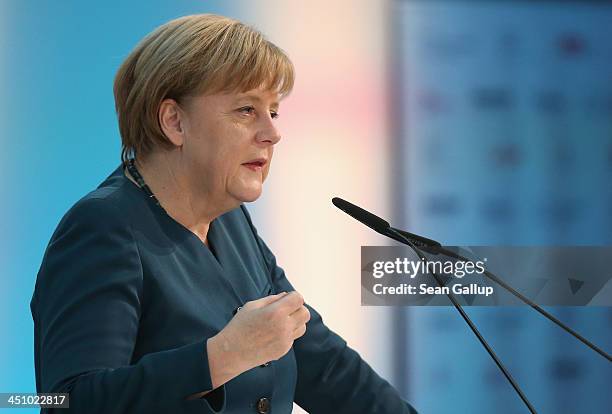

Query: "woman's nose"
left=255, top=117, right=281, bottom=145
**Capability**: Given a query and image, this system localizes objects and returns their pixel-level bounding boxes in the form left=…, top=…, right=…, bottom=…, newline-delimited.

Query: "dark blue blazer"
left=31, top=165, right=418, bottom=414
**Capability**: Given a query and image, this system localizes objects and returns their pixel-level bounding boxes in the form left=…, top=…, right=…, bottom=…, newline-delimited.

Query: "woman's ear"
left=158, top=98, right=185, bottom=147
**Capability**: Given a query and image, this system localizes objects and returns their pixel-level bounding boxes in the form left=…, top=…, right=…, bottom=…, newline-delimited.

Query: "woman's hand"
left=205, top=291, right=311, bottom=389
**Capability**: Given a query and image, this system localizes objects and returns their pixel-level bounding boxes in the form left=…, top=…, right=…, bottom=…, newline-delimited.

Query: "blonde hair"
left=113, top=14, right=295, bottom=162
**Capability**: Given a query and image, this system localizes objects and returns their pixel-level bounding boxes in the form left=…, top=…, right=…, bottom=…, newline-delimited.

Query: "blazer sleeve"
left=31, top=198, right=224, bottom=414
left=240, top=206, right=418, bottom=414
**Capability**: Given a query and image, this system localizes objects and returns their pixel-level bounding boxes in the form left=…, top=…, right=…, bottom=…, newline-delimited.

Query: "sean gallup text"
left=373, top=283, right=494, bottom=297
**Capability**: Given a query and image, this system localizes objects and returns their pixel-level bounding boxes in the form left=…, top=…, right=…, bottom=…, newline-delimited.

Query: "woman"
left=31, top=14, right=418, bottom=414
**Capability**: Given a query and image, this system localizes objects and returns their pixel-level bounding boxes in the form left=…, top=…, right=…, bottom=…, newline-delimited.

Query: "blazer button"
left=256, top=397, right=270, bottom=413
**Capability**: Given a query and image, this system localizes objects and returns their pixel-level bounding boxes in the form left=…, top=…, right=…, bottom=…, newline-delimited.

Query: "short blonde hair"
left=114, top=14, right=295, bottom=162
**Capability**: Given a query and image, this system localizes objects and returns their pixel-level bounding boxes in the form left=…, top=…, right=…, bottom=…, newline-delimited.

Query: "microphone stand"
left=332, top=196, right=612, bottom=413
left=391, top=228, right=612, bottom=363
left=385, top=227, right=539, bottom=414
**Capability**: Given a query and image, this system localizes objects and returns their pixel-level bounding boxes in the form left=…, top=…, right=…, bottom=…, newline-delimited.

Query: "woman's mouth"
left=242, top=159, right=267, bottom=171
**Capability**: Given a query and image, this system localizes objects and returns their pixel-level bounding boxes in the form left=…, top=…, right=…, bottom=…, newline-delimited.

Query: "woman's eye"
left=238, top=106, right=279, bottom=119
left=238, top=106, right=255, bottom=115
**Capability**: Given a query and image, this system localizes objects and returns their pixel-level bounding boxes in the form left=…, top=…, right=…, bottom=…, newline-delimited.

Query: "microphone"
left=331, top=197, right=389, bottom=234
left=331, top=197, right=441, bottom=249
left=331, top=197, right=611, bottom=362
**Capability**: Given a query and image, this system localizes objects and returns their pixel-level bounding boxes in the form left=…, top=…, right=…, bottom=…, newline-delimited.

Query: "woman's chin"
left=232, top=184, right=263, bottom=203
left=241, top=193, right=261, bottom=203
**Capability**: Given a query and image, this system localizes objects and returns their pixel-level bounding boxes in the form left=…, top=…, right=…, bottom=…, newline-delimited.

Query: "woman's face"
left=178, top=86, right=282, bottom=209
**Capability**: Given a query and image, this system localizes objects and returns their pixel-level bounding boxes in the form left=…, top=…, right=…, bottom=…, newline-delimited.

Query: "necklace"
left=124, top=158, right=214, bottom=251
left=124, top=158, right=166, bottom=212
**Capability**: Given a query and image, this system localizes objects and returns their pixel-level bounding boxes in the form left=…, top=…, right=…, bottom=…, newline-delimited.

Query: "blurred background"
left=1, top=1, right=611, bottom=413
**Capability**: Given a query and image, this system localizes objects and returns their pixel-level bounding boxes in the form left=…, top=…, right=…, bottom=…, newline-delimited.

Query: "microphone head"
left=332, top=197, right=390, bottom=234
